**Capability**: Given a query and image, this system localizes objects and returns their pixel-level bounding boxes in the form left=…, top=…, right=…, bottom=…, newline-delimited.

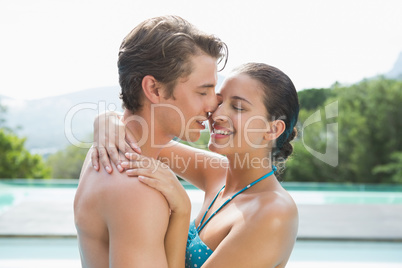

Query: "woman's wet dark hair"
left=233, top=63, right=299, bottom=160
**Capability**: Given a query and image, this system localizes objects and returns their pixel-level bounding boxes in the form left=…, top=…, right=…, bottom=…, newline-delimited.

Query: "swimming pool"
left=1, top=179, right=402, bottom=215
left=0, top=238, right=401, bottom=268
left=1, top=179, right=402, bottom=267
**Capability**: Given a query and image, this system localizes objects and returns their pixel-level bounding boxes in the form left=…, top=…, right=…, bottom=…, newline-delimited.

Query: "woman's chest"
left=194, top=198, right=254, bottom=251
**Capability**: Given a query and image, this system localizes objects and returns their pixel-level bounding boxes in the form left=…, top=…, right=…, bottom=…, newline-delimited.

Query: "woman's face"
left=208, top=72, right=274, bottom=156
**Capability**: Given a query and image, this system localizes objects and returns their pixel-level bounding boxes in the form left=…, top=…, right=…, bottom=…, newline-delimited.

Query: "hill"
left=1, top=86, right=123, bottom=155
left=386, top=51, right=402, bottom=79
left=1, top=74, right=226, bottom=155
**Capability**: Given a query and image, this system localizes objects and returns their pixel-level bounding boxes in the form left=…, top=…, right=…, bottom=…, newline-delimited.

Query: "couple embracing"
left=74, top=15, right=299, bottom=268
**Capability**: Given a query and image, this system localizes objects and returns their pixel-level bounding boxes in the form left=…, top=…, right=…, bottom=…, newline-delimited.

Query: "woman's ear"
left=142, top=75, right=162, bottom=104
left=264, top=120, right=286, bottom=141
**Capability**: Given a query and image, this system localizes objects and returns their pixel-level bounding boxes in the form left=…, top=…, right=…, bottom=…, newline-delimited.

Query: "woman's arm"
left=124, top=141, right=227, bottom=192
left=158, top=141, right=228, bottom=192
left=93, top=111, right=227, bottom=192
left=91, top=111, right=140, bottom=173
left=164, top=207, right=191, bottom=268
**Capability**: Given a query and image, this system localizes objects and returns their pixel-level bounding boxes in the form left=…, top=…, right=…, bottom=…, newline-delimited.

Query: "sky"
left=1, top=0, right=402, bottom=100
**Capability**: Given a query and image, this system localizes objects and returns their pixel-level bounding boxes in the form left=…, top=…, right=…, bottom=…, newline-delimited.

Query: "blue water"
left=0, top=238, right=401, bottom=265
left=1, top=180, right=402, bottom=267
left=2, top=180, right=402, bottom=215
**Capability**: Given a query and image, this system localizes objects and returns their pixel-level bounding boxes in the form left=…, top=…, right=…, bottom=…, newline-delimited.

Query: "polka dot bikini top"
left=185, top=220, right=213, bottom=268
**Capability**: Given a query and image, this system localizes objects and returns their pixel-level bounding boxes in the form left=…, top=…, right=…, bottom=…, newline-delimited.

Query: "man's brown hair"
left=118, top=15, right=228, bottom=112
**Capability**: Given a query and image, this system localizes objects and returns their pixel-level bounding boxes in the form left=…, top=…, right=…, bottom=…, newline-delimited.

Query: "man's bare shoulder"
left=77, top=149, right=169, bottom=217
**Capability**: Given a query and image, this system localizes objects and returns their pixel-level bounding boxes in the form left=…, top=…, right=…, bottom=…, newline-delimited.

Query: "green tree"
left=47, top=144, right=89, bottom=179
left=285, top=78, right=402, bottom=184
left=298, top=87, right=334, bottom=111
left=284, top=103, right=341, bottom=183
left=0, top=101, right=7, bottom=128
left=336, top=78, right=402, bottom=183
left=373, top=151, right=402, bottom=183
left=0, top=129, right=51, bottom=178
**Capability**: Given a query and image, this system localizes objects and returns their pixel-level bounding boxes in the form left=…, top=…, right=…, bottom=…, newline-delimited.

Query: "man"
left=74, top=15, right=227, bottom=268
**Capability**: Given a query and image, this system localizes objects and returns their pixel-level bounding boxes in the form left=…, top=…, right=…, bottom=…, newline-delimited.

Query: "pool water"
left=0, top=238, right=401, bottom=268
left=1, top=180, right=402, bottom=215
left=290, top=190, right=402, bottom=204
left=0, top=181, right=77, bottom=215
left=1, top=180, right=402, bottom=267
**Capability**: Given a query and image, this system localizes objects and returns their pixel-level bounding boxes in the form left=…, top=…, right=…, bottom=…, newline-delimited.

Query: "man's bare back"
left=74, top=150, right=170, bottom=267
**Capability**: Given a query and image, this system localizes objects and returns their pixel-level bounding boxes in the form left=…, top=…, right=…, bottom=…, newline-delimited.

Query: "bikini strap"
left=196, top=166, right=277, bottom=233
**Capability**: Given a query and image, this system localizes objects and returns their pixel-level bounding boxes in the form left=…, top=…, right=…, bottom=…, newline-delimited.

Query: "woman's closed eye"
left=232, top=105, right=244, bottom=111
left=232, top=101, right=245, bottom=111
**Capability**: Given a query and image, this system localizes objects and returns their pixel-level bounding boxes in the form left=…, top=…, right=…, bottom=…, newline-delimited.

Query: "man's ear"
left=142, top=75, right=162, bottom=104
left=264, top=120, right=286, bottom=141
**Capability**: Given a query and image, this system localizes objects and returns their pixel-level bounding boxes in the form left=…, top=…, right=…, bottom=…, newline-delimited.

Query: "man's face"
left=157, top=54, right=218, bottom=142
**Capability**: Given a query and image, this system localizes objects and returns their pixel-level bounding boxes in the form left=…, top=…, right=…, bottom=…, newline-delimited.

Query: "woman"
left=93, top=63, right=299, bottom=267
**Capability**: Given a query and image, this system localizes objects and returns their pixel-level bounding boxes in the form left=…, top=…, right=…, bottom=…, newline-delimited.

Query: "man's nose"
left=205, top=93, right=219, bottom=113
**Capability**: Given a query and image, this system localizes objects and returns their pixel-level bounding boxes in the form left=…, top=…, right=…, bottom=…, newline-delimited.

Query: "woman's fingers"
left=126, top=167, right=155, bottom=177
left=90, top=147, right=100, bottom=171
left=124, top=140, right=135, bottom=154
left=138, top=176, right=163, bottom=191
left=123, top=152, right=156, bottom=163
left=125, top=128, right=142, bottom=154
left=138, top=174, right=189, bottom=214
left=131, top=143, right=142, bottom=154
left=124, top=159, right=170, bottom=176
left=124, top=152, right=146, bottom=161
left=121, top=159, right=149, bottom=168
left=93, top=111, right=127, bottom=173
left=105, top=146, right=123, bottom=172
left=98, top=146, right=113, bottom=173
